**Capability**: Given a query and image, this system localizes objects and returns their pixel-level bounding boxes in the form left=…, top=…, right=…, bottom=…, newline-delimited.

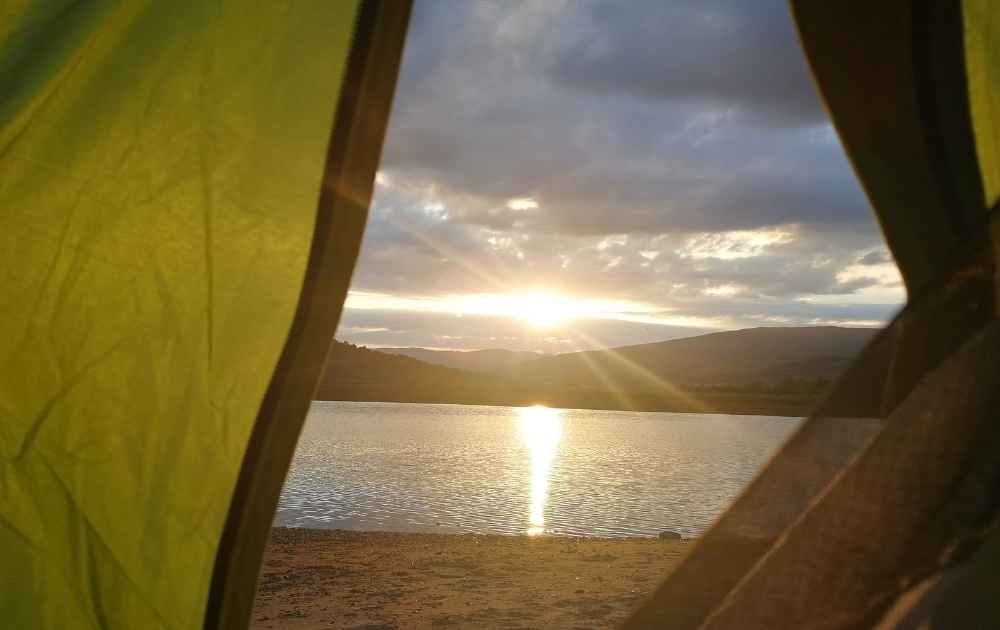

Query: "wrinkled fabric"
left=626, top=2, right=1000, bottom=628
left=0, top=2, right=359, bottom=628
left=966, top=0, right=1000, bottom=208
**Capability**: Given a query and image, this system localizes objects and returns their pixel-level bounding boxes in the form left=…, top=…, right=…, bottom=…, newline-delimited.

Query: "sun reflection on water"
left=518, top=405, right=564, bottom=535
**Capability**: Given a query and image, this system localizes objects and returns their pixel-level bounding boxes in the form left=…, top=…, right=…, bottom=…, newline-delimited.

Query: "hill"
left=318, top=327, right=878, bottom=416
left=315, top=342, right=536, bottom=406
left=504, top=326, right=875, bottom=388
left=375, top=347, right=541, bottom=374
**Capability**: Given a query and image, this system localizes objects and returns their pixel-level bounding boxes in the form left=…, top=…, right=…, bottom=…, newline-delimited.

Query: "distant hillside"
left=318, top=327, right=878, bottom=416
left=375, top=347, right=541, bottom=373
left=505, top=326, right=876, bottom=389
left=315, top=342, right=536, bottom=406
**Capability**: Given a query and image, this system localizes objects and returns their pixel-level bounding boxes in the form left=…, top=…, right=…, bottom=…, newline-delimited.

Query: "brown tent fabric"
left=625, top=1, right=1000, bottom=627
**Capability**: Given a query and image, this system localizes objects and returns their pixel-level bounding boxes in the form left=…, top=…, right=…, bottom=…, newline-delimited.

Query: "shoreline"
left=252, top=528, right=690, bottom=629
left=314, top=397, right=807, bottom=419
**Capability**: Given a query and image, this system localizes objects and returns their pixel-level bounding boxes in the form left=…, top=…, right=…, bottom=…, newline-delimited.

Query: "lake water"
left=275, top=401, right=801, bottom=538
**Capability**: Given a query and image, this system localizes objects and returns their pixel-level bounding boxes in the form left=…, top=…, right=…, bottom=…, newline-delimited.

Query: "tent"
left=625, top=1, right=1000, bottom=627
left=1, top=0, right=998, bottom=628
left=1, top=1, right=411, bottom=628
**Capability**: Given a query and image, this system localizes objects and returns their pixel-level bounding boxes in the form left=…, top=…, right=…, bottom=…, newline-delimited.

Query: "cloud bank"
left=341, top=0, right=904, bottom=352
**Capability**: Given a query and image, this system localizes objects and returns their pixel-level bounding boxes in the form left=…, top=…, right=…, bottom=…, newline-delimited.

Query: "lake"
left=274, top=401, right=801, bottom=538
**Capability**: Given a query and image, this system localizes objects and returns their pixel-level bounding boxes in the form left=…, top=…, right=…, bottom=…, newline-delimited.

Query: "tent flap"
left=626, top=1, right=1000, bottom=627
left=965, top=0, right=1000, bottom=208
left=0, top=1, right=368, bottom=628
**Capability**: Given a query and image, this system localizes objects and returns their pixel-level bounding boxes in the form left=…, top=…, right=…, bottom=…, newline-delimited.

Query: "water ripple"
left=274, top=401, right=800, bottom=538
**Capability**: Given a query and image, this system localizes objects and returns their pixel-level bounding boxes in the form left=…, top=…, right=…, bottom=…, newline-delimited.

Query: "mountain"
left=318, top=327, right=878, bottom=416
left=504, top=326, right=876, bottom=388
left=374, top=347, right=541, bottom=373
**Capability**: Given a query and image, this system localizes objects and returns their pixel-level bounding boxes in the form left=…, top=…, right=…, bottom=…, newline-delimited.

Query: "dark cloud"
left=858, top=249, right=891, bottom=265
left=546, top=1, right=824, bottom=126
left=379, top=1, right=871, bottom=238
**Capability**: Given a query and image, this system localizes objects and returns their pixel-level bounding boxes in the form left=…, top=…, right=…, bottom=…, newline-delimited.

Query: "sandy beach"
left=251, top=528, right=690, bottom=629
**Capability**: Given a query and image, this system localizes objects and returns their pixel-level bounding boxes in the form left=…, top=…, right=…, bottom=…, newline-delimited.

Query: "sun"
left=448, top=290, right=593, bottom=329
left=508, top=292, right=570, bottom=329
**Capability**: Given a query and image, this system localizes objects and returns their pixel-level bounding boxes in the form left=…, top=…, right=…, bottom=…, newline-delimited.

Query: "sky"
left=336, top=0, right=905, bottom=353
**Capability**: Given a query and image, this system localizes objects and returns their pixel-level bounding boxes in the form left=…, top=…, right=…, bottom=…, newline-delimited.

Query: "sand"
left=251, top=528, right=690, bottom=629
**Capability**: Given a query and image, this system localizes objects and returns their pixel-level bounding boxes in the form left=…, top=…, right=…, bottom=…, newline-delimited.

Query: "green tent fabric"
left=965, top=0, right=1000, bottom=209
left=0, top=2, right=410, bottom=628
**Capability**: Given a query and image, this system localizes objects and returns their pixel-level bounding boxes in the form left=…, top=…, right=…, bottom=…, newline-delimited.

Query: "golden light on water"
left=518, top=405, right=563, bottom=535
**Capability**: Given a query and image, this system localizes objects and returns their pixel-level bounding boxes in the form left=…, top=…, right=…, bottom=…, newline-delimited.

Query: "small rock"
left=658, top=530, right=682, bottom=540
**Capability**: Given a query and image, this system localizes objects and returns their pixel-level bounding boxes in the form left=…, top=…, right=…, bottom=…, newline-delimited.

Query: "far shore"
left=317, top=394, right=812, bottom=418
left=252, top=528, right=690, bottom=629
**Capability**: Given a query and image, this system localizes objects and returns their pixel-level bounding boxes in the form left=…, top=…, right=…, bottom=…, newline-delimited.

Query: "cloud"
left=678, top=226, right=796, bottom=260
left=506, top=197, right=539, bottom=211
left=341, top=0, right=905, bottom=350
left=378, top=0, right=874, bottom=240
left=544, top=1, right=825, bottom=127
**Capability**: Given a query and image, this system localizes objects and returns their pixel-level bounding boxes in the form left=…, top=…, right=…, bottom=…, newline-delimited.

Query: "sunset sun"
left=508, top=292, right=570, bottom=329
